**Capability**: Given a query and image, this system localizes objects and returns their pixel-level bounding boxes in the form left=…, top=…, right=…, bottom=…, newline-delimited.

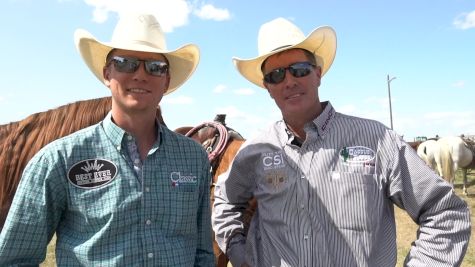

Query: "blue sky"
left=1, top=0, right=474, bottom=141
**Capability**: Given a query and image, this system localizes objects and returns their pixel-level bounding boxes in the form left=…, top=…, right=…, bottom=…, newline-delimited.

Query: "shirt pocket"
left=329, top=171, right=379, bottom=232
left=67, top=176, right=140, bottom=228
left=161, top=189, right=200, bottom=234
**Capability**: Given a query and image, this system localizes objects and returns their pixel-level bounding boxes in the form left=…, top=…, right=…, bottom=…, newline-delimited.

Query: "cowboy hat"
left=233, top=17, right=337, bottom=89
left=74, top=13, right=199, bottom=95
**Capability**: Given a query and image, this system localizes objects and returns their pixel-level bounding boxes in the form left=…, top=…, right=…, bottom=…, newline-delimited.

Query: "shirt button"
left=304, top=235, right=309, bottom=240
left=148, top=252, right=154, bottom=258
left=127, top=135, right=133, bottom=140
left=301, top=175, right=305, bottom=179
left=134, top=158, right=140, bottom=164
left=146, top=219, right=152, bottom=225
left=300, top=204, right=304, bottom=209
left=116, top=146, right=121, bottom=151
left=145, top=187, right=150, bottom=192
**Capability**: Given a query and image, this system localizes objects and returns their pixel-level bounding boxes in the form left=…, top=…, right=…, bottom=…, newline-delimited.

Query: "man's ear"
left=315, top=66, right=322, bottom=79
left=163, top=73, right=171, bottom=93
left=103, top=66, right=111, bottom=86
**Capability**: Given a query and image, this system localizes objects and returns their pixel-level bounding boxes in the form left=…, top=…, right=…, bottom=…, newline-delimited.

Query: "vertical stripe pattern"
left=212, top=101, right=471, bottom=267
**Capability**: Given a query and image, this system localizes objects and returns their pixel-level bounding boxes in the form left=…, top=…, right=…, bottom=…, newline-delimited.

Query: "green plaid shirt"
left=0, top=113, right=215, bottom=266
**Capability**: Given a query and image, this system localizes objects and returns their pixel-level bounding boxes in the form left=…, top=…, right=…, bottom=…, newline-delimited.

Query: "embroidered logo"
left=339, top=146, right=375, bottom=165
left=170, top=172, right=197, bottom=187
left=264, top=170, right=287, bottom=189
left=68, top=159, right=117, bottom=189
left=261, top=151, right=285, bottom=171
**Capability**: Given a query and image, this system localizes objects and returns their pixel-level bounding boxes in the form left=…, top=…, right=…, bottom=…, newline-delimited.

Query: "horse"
left=0, top=97, right=167, bottom=229
left=175, top=115, right=249, bottom=267
left=0, top=98, right=246, bottom=267
left=416, top=139, right=439, bottom=171
left=434, top=136, right=474, bottom=195
left=0, top=97, right=111, bottom=227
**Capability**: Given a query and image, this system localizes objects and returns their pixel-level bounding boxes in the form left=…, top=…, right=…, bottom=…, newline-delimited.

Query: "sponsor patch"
left=264, top=170, right=287, bottom=190
left=261, top=151, right=285, bottom=171
left=339, top=146, right=375, bottom=165
left=68, top=159, right=118, bottom=189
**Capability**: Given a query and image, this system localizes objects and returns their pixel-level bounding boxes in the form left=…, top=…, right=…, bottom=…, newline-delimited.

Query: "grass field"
left=41, top=172, right=475, bottom=267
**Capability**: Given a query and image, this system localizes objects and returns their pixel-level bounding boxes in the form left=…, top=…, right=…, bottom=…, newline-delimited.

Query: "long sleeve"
left=0, top=152, right=63, bottom=265
left=386, top=134, right=471, bottom=266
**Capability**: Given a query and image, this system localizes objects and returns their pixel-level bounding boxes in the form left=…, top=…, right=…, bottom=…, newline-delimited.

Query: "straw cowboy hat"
left=233, top=17, right=337, bottom=89
left=74, top=13, right=199, bottom=95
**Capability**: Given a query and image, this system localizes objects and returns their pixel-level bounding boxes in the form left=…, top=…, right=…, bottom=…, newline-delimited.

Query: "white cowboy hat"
left=233, top=17, right=337, bottom=89
left=74, top=13, right=199, bottom=95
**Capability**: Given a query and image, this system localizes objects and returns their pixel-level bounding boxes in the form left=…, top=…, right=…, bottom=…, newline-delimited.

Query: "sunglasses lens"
left=112, top=56, right=139, bottom=73
left=264, top=62, right=315, bottom=84
left=264, top=68, right=286, bottom=84
left=289, top=62, right=314, bottom=78
left=145, top=61, right=169, bottom=76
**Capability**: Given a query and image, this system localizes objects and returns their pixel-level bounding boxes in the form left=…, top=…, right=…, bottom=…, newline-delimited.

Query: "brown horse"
left=175, top=116, right=247, bottom=267
left=0, top=97, right=110, bottom=227
left=175, top=117, right=261, bottom=267
left=0, top=97, right=166, bottom=228
left=0, top=98, right=247, bottom=266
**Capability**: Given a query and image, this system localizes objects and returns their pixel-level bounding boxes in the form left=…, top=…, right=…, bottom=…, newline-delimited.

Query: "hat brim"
left=74, top=29, right=199, bottom=95
left=232, top=26, right=336, bottom=89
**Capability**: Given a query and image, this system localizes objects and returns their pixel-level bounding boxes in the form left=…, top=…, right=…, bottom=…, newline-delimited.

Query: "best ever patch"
left=68, top=159, right=118, bottom=189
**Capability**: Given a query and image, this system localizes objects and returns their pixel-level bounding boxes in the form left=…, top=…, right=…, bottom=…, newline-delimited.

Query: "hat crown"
left=111, top=14, right=167, bottom=50
left=258, top=18, right=305, bottom=56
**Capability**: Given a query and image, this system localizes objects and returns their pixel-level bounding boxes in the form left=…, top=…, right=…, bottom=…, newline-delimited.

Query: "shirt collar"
left=278, top=101, right=336, bottom=146
left=102, top=112, right=162, bottom=152
left=312, top=101, right=335, bottom=139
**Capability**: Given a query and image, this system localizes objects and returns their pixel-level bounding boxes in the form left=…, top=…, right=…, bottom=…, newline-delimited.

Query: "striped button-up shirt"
left=0, top=113, right=215, bottom=266
left=212, top=102, right=471, bottom=267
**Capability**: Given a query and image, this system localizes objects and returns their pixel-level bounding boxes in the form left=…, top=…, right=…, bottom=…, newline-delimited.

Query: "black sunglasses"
left=263, top=62, right=316, bottom=84
left=108, top=56, right=169, bottom=77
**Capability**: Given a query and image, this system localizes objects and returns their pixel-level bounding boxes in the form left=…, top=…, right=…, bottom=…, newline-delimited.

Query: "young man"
left=212, top=17, right=471, bottom=267
left=0, top=14, right=215, bottom=266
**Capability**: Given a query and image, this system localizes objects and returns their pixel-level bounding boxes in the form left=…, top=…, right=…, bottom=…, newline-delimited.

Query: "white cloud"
left=84, top=0, right=192, bottom=32
left=0, top=96, right=4, bottom=102
left=453, top=10, right=475, bottom=30
left=162, top=95, right=194, bottom=105
left=233, top=88, right=255, bottom=95
left=452, top=80, right=465, bottom=88
left=213, top=84, right=227, bottom=93
left=193, top=4, right=230, bottom=21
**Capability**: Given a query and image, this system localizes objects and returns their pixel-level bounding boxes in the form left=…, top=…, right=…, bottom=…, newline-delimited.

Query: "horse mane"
left=0, top=96, right=165, bottom=228
left=0, top=122, right=19, bottom=150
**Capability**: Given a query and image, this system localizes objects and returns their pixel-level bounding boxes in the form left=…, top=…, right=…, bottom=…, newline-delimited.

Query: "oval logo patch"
left=68, top=159, right=118, bottom=189
left=339, top=146, right=375, bottom=164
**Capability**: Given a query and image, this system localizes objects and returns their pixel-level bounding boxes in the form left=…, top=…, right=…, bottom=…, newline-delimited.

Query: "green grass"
left=42, top=172, right=475, bottom=266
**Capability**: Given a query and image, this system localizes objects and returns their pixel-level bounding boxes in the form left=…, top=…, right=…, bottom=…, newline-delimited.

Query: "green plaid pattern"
left=0, top=113, right=215, bottom=266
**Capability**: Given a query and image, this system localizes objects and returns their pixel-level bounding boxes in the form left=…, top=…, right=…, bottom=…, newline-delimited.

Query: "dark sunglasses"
left=263, top=62, right=316, bottom=84
left=108, top=56, right=169, bottom=77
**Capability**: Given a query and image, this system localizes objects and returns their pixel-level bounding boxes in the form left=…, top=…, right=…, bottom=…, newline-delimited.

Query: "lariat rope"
left=185, top=121, right=229, bottom=162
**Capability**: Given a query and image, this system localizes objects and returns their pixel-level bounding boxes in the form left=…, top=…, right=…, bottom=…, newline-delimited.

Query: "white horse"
left=416, top=139, right=439, bottom=171
left=434, top=136, right=473, bottom=195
